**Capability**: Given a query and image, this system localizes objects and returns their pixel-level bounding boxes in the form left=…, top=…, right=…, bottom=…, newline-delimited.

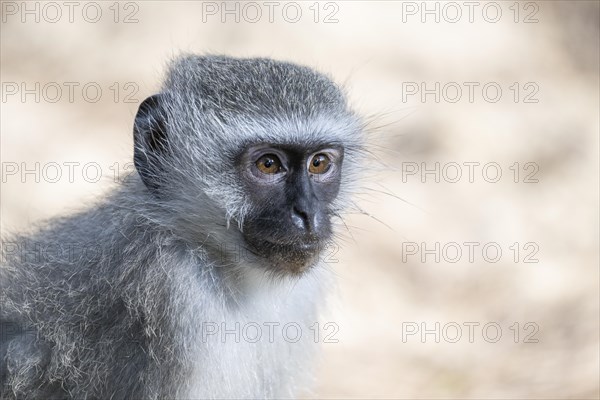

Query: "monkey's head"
left=133, top=55, right=363, bottom=276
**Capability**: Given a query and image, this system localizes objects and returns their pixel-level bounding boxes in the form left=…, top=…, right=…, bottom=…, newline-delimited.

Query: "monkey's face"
left=237, top=143, right=344, bottom=275
left=131, top=58, right=363, bottom=277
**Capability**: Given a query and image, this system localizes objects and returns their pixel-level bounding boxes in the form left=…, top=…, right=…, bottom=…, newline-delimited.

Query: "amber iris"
left=256, top=154, right=282, bottom=174
left=309, top=154, right=331, bottom=174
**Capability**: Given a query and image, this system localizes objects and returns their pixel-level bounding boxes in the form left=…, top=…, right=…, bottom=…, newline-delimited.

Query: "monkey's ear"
left=133, top=94, right=169, bottom=192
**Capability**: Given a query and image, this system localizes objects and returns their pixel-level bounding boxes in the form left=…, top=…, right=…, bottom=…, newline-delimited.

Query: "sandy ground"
left=1, top=1, right=598, bottom=398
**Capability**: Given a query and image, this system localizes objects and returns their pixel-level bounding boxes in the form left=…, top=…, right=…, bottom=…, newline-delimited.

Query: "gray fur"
left=0, top=55, right=363, bottom=399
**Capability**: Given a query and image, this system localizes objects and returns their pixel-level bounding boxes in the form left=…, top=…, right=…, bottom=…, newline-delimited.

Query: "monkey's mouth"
left=244, top=236, right=322, bottom=274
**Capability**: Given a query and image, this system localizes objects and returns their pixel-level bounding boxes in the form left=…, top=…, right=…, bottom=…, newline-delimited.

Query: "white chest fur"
left=181, top=264, right=327, bottom=399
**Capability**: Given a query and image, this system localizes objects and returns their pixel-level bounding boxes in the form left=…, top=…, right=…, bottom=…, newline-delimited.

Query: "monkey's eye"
left=256, top=154, right=283, bottom=174
left=308, top=154, right=331, bottom=174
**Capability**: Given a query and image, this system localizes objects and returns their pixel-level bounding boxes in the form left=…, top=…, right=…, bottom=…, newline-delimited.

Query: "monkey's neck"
left=215, top=259, right=328, bottom=314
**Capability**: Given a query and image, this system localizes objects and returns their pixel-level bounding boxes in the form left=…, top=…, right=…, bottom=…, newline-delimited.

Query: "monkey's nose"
left=291, top=206, right=315, bottom=233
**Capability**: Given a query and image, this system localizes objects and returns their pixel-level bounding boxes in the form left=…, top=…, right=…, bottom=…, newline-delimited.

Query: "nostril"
left=293, top=206, right=306, bottom=218
left=292, top=206, right=310, bottom=231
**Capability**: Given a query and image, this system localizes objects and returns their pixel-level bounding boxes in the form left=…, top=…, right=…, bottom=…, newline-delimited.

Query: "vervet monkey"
left=0, top=55, right=364, bottom=399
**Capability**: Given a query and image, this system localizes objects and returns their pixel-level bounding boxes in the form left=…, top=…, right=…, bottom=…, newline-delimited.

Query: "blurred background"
left=1, top=1, right=598, bottom=398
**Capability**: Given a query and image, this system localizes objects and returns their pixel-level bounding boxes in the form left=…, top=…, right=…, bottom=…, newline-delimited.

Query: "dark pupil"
left=313, top=157, right=322, bottom=167
left=264, top=158, right=274, bottom=168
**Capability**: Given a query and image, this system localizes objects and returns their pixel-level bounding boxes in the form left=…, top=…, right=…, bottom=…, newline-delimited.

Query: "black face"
left=237, top=143, right=344, bottom=275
